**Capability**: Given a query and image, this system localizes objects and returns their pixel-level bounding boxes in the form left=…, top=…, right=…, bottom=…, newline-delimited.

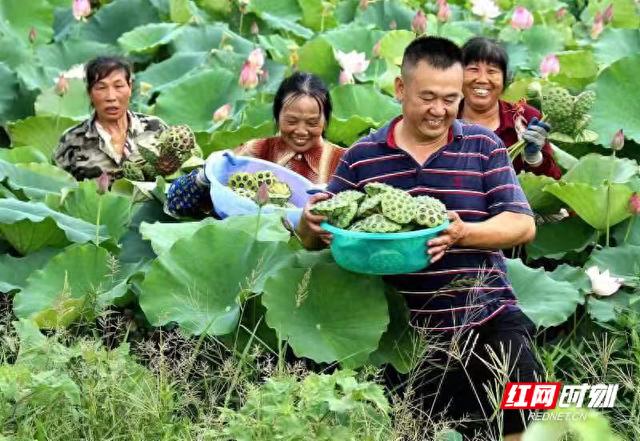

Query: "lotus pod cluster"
left=227, top=170, right=293, bottom=207
left=540, top=86, right=596, bottom=137
left=125, top=125, right=200, bottom=181
left=311, top=182, right=448, bottom=233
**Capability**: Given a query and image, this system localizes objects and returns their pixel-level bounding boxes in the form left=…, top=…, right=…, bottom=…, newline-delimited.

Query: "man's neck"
left=96, top=113, right=129, bottom=134
left=395, top=119, right=449, bottom=164
left=462, top=102, right=500, bottom=130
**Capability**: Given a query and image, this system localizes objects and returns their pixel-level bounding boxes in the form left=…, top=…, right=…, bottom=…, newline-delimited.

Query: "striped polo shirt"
left=326, top=116, right=533, bottom=332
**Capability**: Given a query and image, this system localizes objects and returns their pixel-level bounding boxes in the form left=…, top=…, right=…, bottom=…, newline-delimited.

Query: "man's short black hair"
left=401, top=36, right=463, bottom=76
left=85, top=56, right=132, bottom=92
left=461, top=37, right=509, bottom=84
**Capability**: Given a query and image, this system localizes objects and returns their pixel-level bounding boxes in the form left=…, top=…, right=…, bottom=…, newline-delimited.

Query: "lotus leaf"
left=118, top=23, right=181, bottom=54
left=34, top=78, right=90, bottom=121
left=586, top=244, right=640, bottom=288
left=0, top=248, right=61, bottom=293
left=0, top=147, right=49, bottom=165
left=527, top=217, right=594, bottom=260
left=0, top=0, right=54, bottom=45
left=8, top=115, right=77, bottom=156
left=593, top=28, right=640, bottom=68
left=79, top=0, right=160, bottom=45
left=0, top=160, right=77, bottom=200
left=518, top=173, right=565, bottom=214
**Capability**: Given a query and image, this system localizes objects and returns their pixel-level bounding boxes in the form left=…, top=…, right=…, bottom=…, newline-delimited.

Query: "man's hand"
left=298, top=193, right=333, bottom=249
left=426, top=211, right=467, bottom=263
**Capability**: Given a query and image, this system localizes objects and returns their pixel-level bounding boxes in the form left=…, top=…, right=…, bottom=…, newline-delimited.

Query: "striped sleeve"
left=482, top=138, right=533, bottom=217
left=326, top=150, right=359, bottom=194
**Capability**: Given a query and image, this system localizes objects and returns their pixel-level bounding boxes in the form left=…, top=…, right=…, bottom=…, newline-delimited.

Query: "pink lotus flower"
left=437, top=1, right=451, bottom=22
left=591, top=11, right=604, bottom=39
left=511, top=6, right=534, bottom=30
left=72, top=0, right=91, bottom=20
left=96, top=171, right=110, bottom=194
left=213, top=104, right=232, bottom=122
left=238, top=61, right=259, bottom=89
left=629, top=193, right=640, bottom=215
left=255, top=182, right=270, bottom=207
left=412, top=10, right=427, bottom=34
left=55, top=74, right=69, bottom=96
left=539, top=54, right=560, bottom=78
left=335, top=50, right=370, bottom=76
left=247, top=48, right=265, bottom=70
left=471, top=0, right=501, bottom=22
left=603, top=3, right=614, bottom=23
left=611, top=129, right=625, bottom=151
left=586, top=266, right=624, bottom=297
left=339, top=70, right=354, bottom=85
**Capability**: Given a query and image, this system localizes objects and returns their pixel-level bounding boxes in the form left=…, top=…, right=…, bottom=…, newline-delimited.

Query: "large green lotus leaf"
left=36, top=38, right=119, bottom=72
left=378, top=30, right=414, bottom=66
left=257, top=34, right=297, bottom=65
left=154, top=68, right=243, bottom=131
left=503, top=41, right=531, bottom=73
left=0, top=160, right=77, bottom=200
left=0, top=62, right=21, bottom=124
left=0, top=32, right=31, bottom=70
left=593, top=28, right=640, bottom=68
left=135, top=52, right=207, bottom=94
left=550, top=51, right=598, bottom=90
left=544, top=182, right=633, bottom=230
left=518, top=173, right=564, bottom=214
left=256, top=13, right=314, bottom=39
left=7, top=115, right=77, bottom=157
left=0, top=0, right=54, bottom=45
left=526, top=216, right=595, bottom=260
left=204, top=52, right=287, bottom=96
left=140, top=213, right=289, bottom=256
left=139, top=224, right=290, bottom=335
left=587, top=244, right=640, bottom=288
left=13, top=244, right=137, bottom=328
left=590, top=54, right=640, bottom=146
left=79, top=0, right=160, bottom=45
left=369, top=288, right=421, bottom=374
left=521, top=26, right=565, bottom=70
left=551, top=143, right=579, bottom=171
left=297, top=37, right=342, bottom=86
left=169, top=24, right=253, bottom=54
left=586, top=0, right=640, bottom=28
left=170, top=0, right=193, bottom=23
left=0, top=147, right=49, bottom=165
left=208, top=122, right=275, bottom=155
left=327, top=84, right=400, bottom=145
left=0, top=248, right=61, bottom=293
left=0, top=199, right=108, bottom=255
left=263, top=262, right=388, bottom=367
left=61, top=181, right=133, bottom=242
left=506, top=258, right=584, bottom=328
left=298, top=0, right=338, bottom=31
left=322, top=25, right=385, bottom=57
left=612, top=217, right=640, bottom=246
left=354, top=0, right=414, bottom=31
left=34, top=79, right=90, bottom=121
left=548, top=264, right=591, bottom=291
left=118, top=23, right=181, bottom=54
left=563, top=154, right=638, bottom=186
left=502, top=78, right=535, bottom=103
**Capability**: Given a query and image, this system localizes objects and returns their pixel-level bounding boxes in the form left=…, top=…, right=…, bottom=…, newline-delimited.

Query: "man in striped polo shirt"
left=299, top=37, right=539, bottom=440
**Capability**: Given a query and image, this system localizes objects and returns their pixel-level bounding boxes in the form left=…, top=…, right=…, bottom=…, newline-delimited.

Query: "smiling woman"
left=54, top=56, right=168, bottom=181
left=165, top=72, right=346, bottom=218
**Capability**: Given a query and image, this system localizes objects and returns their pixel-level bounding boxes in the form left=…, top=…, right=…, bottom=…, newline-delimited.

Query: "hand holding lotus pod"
left=311, top=183, right=448, bottom=233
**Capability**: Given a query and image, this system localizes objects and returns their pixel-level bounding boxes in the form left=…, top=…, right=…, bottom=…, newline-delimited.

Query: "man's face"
left=395, top=60, right=463, bottom=142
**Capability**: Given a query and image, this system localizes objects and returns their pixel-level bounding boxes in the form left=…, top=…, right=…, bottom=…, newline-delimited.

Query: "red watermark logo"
left=500, top=382, right=618, bottom=410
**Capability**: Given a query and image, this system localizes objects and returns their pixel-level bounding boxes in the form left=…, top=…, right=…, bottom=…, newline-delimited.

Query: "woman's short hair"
left=85, top=56, right=133, bottom=92
left=273, top=72, right=332, bottom=130
left=461, top=37, right=510, bottom=85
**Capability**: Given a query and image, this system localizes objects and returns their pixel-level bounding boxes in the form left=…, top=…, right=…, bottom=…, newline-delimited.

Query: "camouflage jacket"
left=54, top=111, right=167, bottom=181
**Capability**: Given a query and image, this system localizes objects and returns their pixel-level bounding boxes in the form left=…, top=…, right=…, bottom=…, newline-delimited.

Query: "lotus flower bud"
left=611, top=129, right=625, bottom=151
left=55, top=74, right=69, bottom=96
left=629, top=193, right=640, bottom=215
left=511, top=6, right=534, bottom=30
left=247, top=48, right=265, bottom=69
left=591, top=11, right=604, bottom=39
left=555, top=8, right=567, bottom=20
left=256, top=182, right=270, bottom=207
left=250, top=21, right=259, bottom=35
left=339, top=70, right=354, bottom=85
left=539, top=54, right=560, bottom=78
left=603, top=3, right=613, bottom=23
left=412, top=10, right=427, bottom=34
left=213, top=103, right=232, bottom=122
left=96, top=171, right=110, bottom=195
left=239, top=61, right=259, bottom=89
left=72, top=0, right=91, bottom=20
left=437, top=1, right=451, bottom=22
left=28, top=27, right=37, bottom=44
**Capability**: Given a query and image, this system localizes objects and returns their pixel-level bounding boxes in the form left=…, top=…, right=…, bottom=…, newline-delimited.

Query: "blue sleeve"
left=166, top=168, right=212, bottom=218
left=482, top=138, right=534, bottom=217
